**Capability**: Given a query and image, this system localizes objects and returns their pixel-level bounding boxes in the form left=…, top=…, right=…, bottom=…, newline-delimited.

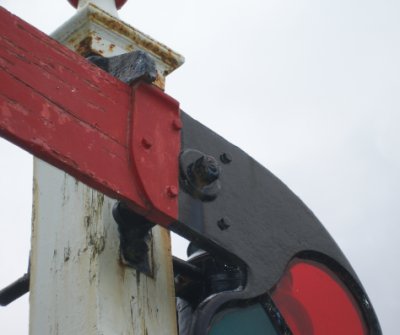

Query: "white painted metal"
left=29, top=3, right=181, bottom=334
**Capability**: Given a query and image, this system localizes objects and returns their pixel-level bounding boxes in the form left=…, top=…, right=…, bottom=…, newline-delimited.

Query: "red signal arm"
left=0, top=6, right=180, bottom=226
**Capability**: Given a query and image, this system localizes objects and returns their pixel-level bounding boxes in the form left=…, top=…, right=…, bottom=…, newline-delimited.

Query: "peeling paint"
left=74, top=35, right=94, bottom=56
left=26, top=4, right=179, bottom=333
left=63, top=246, right=71, bottom=262
left=51, top=3, right=184, bottom=91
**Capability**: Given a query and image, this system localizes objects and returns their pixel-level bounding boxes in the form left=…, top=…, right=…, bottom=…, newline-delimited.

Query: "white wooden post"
left=29, top=1, right=184, bottom=334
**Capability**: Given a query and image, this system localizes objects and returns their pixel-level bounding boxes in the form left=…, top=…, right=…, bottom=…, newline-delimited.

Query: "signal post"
left=29, top=1, right=183, bottom=334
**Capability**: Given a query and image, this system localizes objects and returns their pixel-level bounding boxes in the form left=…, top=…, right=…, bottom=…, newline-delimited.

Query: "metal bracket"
left=87, top=50, right=157, bottom=85
left=172, top=112, right=382, bottom=335
left=0, top=273, right=29, bottom=306
left=112, top=201, right=154, bottom=276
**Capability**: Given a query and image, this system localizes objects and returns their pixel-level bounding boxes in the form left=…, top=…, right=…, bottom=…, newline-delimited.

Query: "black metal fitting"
left=179, top=149, right=221, bottom=201
left=0, top=273, right=29, bottom=306
left=220, top=152, right=232, bottom=164
left=217, top=217, right=231, bottom=231
left=188, top=155, right=220, bottom=186
left=112, top=201, right=154, bottom=275
left=175, top=243, right=246, bottom=335
left=87, top=50, right=157, bottom=85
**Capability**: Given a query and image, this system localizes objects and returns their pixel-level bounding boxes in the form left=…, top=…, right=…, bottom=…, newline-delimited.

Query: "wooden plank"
left=30, top=160, right=178, bottom=335
left=0, top=6, right=179, bottom=224
left=0, top=7, right=129, bottom=146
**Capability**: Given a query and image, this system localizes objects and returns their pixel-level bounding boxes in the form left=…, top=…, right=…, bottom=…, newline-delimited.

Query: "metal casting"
left=172, top=112, right=381, bottom=335
left=88, top=50, right=157, bottom=85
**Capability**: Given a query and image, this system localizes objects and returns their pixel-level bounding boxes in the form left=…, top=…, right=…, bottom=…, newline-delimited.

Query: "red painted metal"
left=271, top=260, right=367, bottom=335
left=67, top=0, right=128, bottom=9
left=0, top=7, right=179, bottom=226
left=131, top=83, right=180, bottom=225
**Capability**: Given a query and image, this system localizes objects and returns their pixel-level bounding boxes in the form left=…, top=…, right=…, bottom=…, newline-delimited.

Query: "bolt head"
left=172, top=119, right=183, bottom=131
left=190, top=155, right=220, bottom=186
left=167, top=185, right=178, bottom=198
left=217, top=218, right=231, bottom=231
left=141, top=137, right=153, bottom=149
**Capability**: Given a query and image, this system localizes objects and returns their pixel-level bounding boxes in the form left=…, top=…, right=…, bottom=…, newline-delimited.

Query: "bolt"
left=220, top=153, right=232, bottom=164
left=172, top=119, right=182, bottom=131
left=167, top=185, right=178, bottom=198
left=217, top=218, right=230, bottom=231
left=189, top=155, right=220, bottom=187
left=141, top=137, right=153, bottom=149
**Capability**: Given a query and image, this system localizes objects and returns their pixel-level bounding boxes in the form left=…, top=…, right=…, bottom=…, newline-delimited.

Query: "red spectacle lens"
left=271, top=260, right=367, bottom=335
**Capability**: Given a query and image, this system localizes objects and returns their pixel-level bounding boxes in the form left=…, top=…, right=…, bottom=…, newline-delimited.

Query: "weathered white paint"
left=52, top=3, right=184, bottom=89
left=30, top=161, right=177, bottom=334
left=29, top=3, right=180, bottom=334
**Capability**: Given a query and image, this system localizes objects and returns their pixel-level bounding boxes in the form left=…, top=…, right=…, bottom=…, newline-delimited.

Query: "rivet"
left=167, top=185, right=178, bottom=198
left=141, top=137, right=153, bottom=149
left=217, top=218, right=230, bottom=231
left=172, top=119, right=183, bottom=131
left=220, top=153, right=232, bottom=164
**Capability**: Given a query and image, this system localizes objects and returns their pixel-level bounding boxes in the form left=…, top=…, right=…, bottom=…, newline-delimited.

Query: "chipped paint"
left=52, top=3, right=184, bottom=89
left=74, top=35, right=94, bottom=56
left=27, top=2, right=179, bottom=333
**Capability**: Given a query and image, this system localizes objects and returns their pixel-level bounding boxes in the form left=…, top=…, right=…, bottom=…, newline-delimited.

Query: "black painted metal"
left=87, top=50, right=157, bottom=85
left=173, top=112, right=381, bottom=335
left=0, top=273, right=29, bottom=306
left=180, top=149, right=222, bottom=201
left=112, top=201, right=154, bottom=276
left=84, top=52, right=381, bottom=334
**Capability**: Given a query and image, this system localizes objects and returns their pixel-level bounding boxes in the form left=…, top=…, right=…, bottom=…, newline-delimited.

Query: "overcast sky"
left=1, top=0, right=399, bottom=334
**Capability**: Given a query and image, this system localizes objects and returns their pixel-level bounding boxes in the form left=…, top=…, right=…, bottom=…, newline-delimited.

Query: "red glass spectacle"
left=271, top=260, right=367, bottom=335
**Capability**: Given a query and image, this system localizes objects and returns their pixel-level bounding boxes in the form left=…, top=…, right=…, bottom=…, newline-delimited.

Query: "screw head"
left=217, top=218, right=231, bottom=231
left=141, top=137, right=153, bottom=149
left=167, top=185, right=178, bottom=198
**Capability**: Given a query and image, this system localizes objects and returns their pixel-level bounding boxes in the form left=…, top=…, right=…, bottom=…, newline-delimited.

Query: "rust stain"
left=158, top=228, right=177, bottom=300
left=31, top=176, right=39, bottom=228
left=154, top=74, right=165, bottom=91
left=74, top=36, right=99, bottom=57
left=82, top=190, right=106, bottom=264
left=87, top=11, right=183, bottom=71
left=117, top=257, right=127, bottom=282
left=109, top=43, right=116, bottom=52
left=68, top=36, right=77, bottom=45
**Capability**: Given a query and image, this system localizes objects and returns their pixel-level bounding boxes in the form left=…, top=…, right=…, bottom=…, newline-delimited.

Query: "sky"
left=0, top=0, right=399, bottom=333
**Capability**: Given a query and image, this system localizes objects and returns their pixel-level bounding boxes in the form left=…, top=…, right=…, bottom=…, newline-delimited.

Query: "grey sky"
left=0, top=0, right=399, bottom=333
